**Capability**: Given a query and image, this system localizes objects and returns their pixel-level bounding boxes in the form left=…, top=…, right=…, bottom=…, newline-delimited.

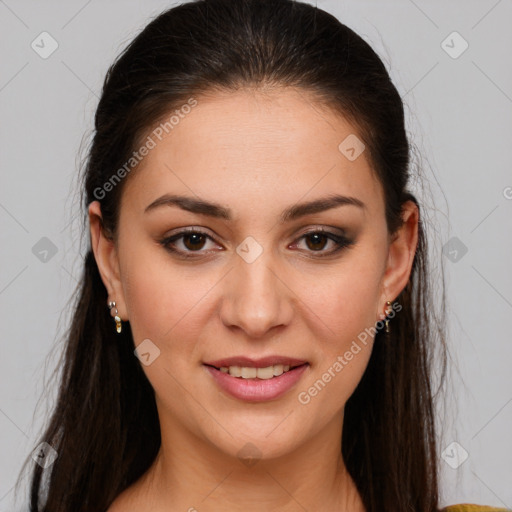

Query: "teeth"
left=273, top=364, right=284, bottom=376
left=241, top=367, right=257, bottom=379
left=219, top=364, right=296, bottom=379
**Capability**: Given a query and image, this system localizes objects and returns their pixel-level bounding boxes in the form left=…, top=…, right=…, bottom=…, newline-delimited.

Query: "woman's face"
left=90, top=87, right=417, bottom=463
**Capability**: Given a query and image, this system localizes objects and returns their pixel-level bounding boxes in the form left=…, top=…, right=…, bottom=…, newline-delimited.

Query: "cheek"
left=120, top=244, right=218, bottom=350
left=295, top=253, right=383, bottom=411
left=119, top=247, right=212, bottom=409
left=305, top=254, right=384, bottom=344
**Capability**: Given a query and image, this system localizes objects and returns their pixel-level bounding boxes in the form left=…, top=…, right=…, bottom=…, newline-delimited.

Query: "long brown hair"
left=17, top=0, right=448, bottom=510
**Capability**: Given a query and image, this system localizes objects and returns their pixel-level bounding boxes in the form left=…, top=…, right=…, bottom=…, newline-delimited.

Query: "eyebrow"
left=144, top=193, right=365, bottom=222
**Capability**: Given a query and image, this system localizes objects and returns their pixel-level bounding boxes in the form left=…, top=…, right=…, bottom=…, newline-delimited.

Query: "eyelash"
left=159, top=227, right=355, bottom=259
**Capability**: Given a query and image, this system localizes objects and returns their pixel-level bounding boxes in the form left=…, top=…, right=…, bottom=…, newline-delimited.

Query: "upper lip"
left=204, top=356, right=308, bottom=369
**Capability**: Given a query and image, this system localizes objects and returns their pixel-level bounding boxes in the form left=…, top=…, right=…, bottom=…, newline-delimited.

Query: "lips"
left=204, top=362, right=309, bottom=402
left=203, top=356, right=308, bottom=369
left=202, top=355, right=310, bottom=401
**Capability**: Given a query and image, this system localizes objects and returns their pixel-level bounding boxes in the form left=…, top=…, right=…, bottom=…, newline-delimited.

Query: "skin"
left=90, top=87, right=418, bottom=512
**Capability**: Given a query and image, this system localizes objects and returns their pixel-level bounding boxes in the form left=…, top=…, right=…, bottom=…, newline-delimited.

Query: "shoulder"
left=441, top=504, right=511, bottom=512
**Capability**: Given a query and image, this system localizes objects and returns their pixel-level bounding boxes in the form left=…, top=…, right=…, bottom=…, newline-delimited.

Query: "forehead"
left=122, top=87, right=383, bottom=219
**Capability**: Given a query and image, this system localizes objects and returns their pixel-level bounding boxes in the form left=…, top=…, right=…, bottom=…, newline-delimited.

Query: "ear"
left=378, top=200, right=419, bottom=317
left=88, top=201, right=128, bottom=320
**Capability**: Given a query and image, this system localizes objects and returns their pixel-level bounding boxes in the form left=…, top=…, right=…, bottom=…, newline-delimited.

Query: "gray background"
left=1, top=0, right=511, bottom=509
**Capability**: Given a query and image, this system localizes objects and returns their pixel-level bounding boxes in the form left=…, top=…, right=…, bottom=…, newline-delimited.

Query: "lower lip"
left=204, top=364, right=309, bottom=402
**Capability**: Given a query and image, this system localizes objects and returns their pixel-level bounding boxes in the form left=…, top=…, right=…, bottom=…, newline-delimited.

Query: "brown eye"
left=160, top=228, right=220, bottom=258
left=292, top=229, right=355, bottom=257
left=160, top=227, right=354, bottom=260
left=182, top=233, right=207, bottom=251
left=304, top=232, right=330, bottom=251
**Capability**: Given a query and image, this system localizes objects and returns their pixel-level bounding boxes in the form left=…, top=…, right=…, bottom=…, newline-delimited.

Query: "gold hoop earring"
left=385, top=300, right=392, bottom=333
left=108, top=301, right=122, bottom=334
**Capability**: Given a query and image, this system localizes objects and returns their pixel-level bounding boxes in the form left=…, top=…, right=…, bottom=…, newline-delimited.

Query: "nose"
left=219, top=249, right=294, bottom=339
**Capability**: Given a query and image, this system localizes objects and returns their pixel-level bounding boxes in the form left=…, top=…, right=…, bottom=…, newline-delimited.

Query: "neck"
left=136, top=410, right=366, bottom=512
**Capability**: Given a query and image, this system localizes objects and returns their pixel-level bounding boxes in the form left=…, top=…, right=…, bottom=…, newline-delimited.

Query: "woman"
left=16, top=0, right=510, bottom=511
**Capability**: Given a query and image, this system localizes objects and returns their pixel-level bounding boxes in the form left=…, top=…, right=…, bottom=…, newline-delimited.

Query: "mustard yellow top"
left=441, top=504, right=511, bottom=512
